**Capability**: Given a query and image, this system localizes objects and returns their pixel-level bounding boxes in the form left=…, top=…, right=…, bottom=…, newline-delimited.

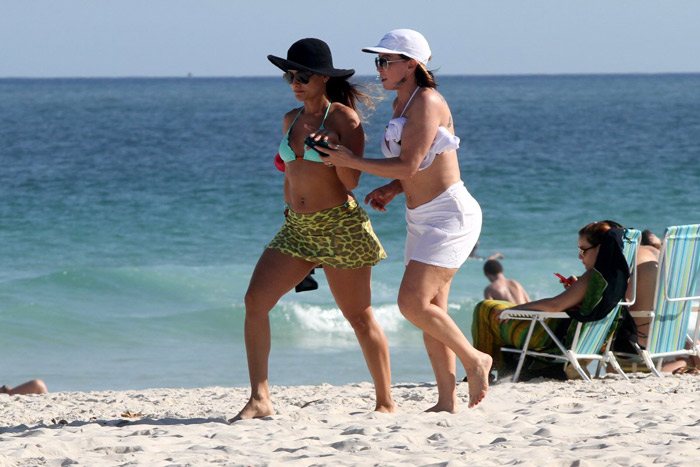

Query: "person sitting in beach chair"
left=613, top=234, right=662, bottom=371
left=614, top=224, right=700, bottom=375
left=471, top=220, right=631, bottom=380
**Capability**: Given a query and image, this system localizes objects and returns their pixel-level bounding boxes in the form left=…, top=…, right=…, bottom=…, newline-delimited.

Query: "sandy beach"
left=1, top=374, right=698, bottom=466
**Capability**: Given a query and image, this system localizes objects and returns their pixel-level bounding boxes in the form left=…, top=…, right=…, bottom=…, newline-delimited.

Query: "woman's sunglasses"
left=375, top=57, right=406, bottom=71
left=578, top=244, right=598, bottom=256
left=283, top=70, right=313, bottom=85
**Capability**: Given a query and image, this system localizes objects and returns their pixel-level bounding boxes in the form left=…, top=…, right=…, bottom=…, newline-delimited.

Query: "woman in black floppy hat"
left=231, top=38, right=395, bottom=421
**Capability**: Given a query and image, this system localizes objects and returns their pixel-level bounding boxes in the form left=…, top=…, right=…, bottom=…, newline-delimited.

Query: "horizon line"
left=2, top=71, right=700, bottom=80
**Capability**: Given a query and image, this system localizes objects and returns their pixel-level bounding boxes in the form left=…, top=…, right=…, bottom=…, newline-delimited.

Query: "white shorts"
left=404, top=181, right=482, bottom=268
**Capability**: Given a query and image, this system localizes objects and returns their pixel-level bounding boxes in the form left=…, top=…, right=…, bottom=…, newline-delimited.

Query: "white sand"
left=1, top=374, right=698, bottom=466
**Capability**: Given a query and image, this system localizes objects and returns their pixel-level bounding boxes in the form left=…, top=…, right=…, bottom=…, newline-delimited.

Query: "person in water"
left=311, top=29, right=492, bottom=411
left=482, top=260, right=531, bottom=305
left=232, top=38, right=395, bottom=421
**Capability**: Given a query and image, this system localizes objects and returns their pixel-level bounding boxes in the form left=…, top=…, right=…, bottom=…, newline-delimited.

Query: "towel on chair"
left=471, top=299, right=569, bottom=371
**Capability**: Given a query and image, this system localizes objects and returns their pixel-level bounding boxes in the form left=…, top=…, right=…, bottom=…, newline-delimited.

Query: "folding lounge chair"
left=500, top=228, right=640, bottom=382
left=614, top=224, right=700, bottom=377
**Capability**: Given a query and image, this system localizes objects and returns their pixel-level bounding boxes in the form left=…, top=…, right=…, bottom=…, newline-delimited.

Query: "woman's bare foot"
left=228, top=396, right=274, bottom=423
left=465, top=353, right=492, bottom=408
left=375, top=402, right=397, bottom=413
left=425, top=402, right=458, bottom=414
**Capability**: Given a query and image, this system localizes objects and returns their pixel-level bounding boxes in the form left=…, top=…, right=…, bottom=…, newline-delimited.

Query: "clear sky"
left=2, top=0, right=699, bottom=78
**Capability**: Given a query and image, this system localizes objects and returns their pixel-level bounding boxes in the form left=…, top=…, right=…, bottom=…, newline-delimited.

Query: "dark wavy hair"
left=326, top=78, right=377, bottom=121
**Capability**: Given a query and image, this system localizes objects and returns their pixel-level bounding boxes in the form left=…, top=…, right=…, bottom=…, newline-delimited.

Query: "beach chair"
left=500, top=228, right=640, bottom=382
left=614, top=224, right=700, bottom=377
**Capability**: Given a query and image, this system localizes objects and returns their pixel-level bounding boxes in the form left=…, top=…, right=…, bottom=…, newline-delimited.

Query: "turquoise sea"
left=1, top=74, right=699, bottom=392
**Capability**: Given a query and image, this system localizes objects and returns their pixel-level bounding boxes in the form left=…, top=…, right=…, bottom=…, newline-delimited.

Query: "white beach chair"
left=614, top=224, right=700, bottom=377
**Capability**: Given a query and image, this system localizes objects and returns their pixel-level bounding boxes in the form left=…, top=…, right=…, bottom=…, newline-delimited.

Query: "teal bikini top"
left=278, top=102, right=331, bottom=163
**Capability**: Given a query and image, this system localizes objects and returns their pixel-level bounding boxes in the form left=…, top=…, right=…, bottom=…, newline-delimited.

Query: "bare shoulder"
left=284, top=106, right=303, bottom=120
left=412, top=88, right=451, bottom=127
left=638, top=245, right=660, bottom=263
left=282, top=106, right=303, bottom=130
left=416, top=88, right=448, bottom=108
left=329, top=102, right=360, bottom=124
left=327, top=102, right=362, bottom=134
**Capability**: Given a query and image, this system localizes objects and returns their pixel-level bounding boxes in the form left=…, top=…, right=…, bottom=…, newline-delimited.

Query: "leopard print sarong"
left=266, top=200, right=387, bottom=269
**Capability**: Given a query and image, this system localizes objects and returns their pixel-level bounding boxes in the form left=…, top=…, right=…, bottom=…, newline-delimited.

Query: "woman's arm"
left=281, top=110, right=295, bottom=203
left=364, top=179, right=403, bottom=212
left=283, top=175, right=290, bottom=203
left=508, top=270, right=591, bottom=313
left=332, top=106, right=364, bottom=190
left=319, top=90, right=443, bottom=180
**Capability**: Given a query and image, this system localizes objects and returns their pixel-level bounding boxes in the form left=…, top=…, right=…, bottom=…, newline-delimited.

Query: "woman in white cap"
left=231, top=38, right=395, bottom=421
left=311, top=29, right=492, bottom=411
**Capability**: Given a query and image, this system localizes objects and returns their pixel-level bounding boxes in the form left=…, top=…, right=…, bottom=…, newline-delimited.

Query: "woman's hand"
left=304, top=127, right=337, bottom=144
left=317, top=143, right=357, bottom=168
left=563, top=275, right=578, bottom=289
left=304, top=126, right=357, bottom=168
left=364, top=182, right=400, bottom=212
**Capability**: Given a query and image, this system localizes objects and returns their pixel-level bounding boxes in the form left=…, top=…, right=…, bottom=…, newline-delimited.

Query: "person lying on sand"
left=1, top=379, right=48, bottom=395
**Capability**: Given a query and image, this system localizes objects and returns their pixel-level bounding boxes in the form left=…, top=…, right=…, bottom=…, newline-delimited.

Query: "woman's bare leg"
left=324, top=265, right=396, bottom=413
left=398, top=261, right=492, bottom=408
left=423, top=281, right=458, bottom=413
left=230, top=249, right=315, bottom=422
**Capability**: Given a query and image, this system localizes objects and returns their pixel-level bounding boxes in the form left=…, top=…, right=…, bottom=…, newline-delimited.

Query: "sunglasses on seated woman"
left=283, top=70, right=314, bottom=85
left=578, top=244, right=598, bottom=256
left=375, top=57, right=407, bottom=71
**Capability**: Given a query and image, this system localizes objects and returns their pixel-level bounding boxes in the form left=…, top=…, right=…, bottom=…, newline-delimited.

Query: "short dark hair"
left=483, top=259, right=503, bottom=276
left=641, top=229, right=661, bottom=248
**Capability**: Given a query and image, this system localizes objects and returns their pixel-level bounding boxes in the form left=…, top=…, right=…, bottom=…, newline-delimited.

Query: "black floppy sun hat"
left=268, top=38, right=355, bottom=78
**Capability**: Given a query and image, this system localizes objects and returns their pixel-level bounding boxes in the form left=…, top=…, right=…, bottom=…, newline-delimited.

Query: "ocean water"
left=1, top=75, right=699, bottom=392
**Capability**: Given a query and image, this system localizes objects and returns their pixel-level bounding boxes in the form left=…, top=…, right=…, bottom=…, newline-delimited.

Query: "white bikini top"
left=381, top=86, right=460, bottom=171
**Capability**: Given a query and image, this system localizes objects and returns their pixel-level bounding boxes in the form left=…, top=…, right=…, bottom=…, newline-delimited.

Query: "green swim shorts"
left=266, top=200, right=387, bottom=269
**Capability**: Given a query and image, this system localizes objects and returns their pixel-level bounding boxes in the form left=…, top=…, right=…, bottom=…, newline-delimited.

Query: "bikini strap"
left=399, top=87, right=421, bottom=118
left=319, top=101, right=332, bottom=129
left=287, top=107, right=304, bottom=134
left=288, top=102, right=331, bottom=133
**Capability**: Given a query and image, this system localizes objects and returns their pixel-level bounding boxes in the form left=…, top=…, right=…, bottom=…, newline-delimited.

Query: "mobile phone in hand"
left=554, top=272, right=574, bottom=286
left=304, top=136, right=330, bottom=155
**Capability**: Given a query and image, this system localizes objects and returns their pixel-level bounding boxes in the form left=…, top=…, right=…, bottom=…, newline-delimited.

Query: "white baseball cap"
left=362, top=29, right=432, bottom=65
